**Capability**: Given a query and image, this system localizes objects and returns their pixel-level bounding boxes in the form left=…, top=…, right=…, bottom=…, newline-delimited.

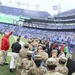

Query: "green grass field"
left=0, top=34, right=28, bottom=75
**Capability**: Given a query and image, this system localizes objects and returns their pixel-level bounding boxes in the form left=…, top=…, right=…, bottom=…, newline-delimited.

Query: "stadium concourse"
left=0, top=5, right=75, bottom=75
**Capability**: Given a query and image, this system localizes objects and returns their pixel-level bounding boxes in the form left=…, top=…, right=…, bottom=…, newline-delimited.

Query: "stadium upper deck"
left=0, top=5, right=50, bottom=20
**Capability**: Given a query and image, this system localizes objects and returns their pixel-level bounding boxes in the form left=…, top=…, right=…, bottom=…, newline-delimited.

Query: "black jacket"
left=11, top=42, right=21, bottom=53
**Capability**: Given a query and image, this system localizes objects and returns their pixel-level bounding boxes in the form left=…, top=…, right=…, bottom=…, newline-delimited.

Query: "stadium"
left=0, top=0, right=75, bottom=75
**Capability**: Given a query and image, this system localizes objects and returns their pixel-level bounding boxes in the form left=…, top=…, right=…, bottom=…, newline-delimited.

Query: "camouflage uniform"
left=46, top=71, right=63, bottom=75
left=29, top=66, right=47, bottom=75
left=37, top=49, right=48, bottom=63
left=21, top=51, right=34, bottom=75
left=16, top=44, right=30, bottom=75
left=56, top=57, right=68, bottom=75
left=19, top=44, right=29, bottom=59
left=28, top=55, right=47, bottom=75
left=29, top=44, right=33, bottom=51
left=56, top=65, right=68, bottom=75
left=16, top=60, right=23, bottom=75
left=28, top=40, right=33, bottom=51
left=51, top=50, right=59, bottom=66
left=46, top=58, right=63, bottom=75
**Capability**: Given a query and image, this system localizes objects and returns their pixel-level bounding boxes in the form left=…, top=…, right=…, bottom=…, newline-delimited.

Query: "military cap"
left=59, top=57, right=67, bottom=62
left=25, top=43, right=29, bottom=46
left=23, top=43, right=29, bottom=48
left=46, top=58, right=57, bottom=66
left=34, top=55, right=42, bottom=60
left=52, top=50, right=58, bottom=53
left=27, top=51, right=33, bottom=56
left=37, top=46, right=42, bottom=50
left=38, top=44, right=42, bottom=46
left=28, top=40, right=32, bottom=43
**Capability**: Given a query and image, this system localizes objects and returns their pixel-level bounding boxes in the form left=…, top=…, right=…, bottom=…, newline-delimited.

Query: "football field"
left=0, top=34, right=28, bottom=75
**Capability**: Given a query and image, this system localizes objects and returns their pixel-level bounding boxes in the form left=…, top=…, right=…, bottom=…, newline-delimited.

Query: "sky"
left=0, top=0, right=75, bottom=15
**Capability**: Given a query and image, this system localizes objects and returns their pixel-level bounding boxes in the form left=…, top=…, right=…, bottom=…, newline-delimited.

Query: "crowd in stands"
left=0, top=23, right=74, bottom=41
left=0, top=6, right=50, bottom=19
left=55, top=8, right=75, bottom=17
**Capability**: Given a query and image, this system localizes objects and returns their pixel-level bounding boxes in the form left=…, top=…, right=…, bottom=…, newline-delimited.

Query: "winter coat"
left=1, top=31, right=13, bottom=51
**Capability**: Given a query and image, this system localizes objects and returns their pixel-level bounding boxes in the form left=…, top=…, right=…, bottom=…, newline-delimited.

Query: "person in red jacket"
left=0, top=30, right=14, bottom=66
left=60, top=43, right=65, bottom=51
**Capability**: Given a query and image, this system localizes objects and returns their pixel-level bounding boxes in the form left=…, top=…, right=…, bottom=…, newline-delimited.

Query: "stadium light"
left=36, top=3, right=40, bottom=11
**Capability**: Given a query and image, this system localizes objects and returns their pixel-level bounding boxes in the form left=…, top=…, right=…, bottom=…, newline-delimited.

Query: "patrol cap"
left=46, top=58, right=57, bottom=66
left=28, top=40, right=32, bottom=43
left=59, top=57, right=67, bottom=62
left=24, top=43, right=29, bottom=48
left=52, top=50, right=58, bottom=53
left=27, top=51, right=33, bottom=56
left=34, top=55, right=42, bottom=60
left=38, top=44, right=42, bottom=46
left=37, top=46, right=42, bottom=50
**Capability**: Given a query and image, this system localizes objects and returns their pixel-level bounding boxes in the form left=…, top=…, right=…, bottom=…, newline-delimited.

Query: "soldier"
left=16, top=43, right=30, bottom=75
left=28, top=40, right=33, bottom=51
left=20, top=51, right=34, bottom=75
left=56, top=57, right=68, bottom=75
left=19, top=43, right=29, bottom=59
left=31, top=39, right=39, bottom=59
left=46, top=58, right=63, bottom=75
left=28, top=55, right=47, bottom=75
left=36, top=46, right=48, bottom=63
left=50, top=50, right=59, bottom=66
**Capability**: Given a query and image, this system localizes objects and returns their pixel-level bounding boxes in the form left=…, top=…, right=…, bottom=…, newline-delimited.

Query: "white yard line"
left=13, top=36, right=24, bottom=46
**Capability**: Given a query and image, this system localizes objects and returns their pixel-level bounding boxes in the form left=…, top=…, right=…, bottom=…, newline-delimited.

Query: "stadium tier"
left=0, top=5, right=50, bottom=19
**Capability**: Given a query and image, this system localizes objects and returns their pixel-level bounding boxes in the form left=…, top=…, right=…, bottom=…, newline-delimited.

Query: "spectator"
left=64, top=43, right=69, bottom=56
left=60, top=43, right=65, bottom=51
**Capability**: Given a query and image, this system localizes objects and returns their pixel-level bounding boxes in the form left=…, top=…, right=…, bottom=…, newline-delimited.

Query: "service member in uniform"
left=28, top=40, right=33, bottom=51
left=16, top=43, right=30, bottom=75
left=28, top=55, right=47, bottom=75
left=19, top=43, right=30, bottom=59
left=20, top=51, right=34, bottom=75
left=56, top=57, right=68, bottom=75
left=36, top=46, right=48, bottom=63
left=46, top=58, right=63, bottom=75
left=50, top=50, right=59, bottom=66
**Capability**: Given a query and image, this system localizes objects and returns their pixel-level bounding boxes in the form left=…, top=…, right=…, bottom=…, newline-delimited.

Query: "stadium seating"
left=0, top=5, right=50, bottom=19
left=55, top=8, right=75, bottom=17
left=0, top=23, right=74, bottom=40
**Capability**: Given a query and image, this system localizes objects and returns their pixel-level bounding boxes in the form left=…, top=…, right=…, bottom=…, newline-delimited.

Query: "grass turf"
left=0, top=65, right=16, bottom=75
